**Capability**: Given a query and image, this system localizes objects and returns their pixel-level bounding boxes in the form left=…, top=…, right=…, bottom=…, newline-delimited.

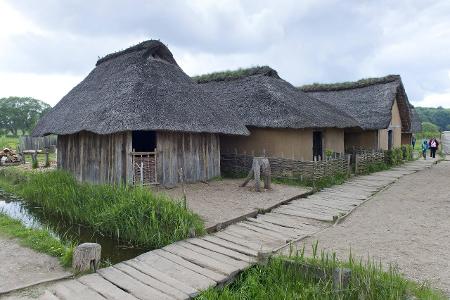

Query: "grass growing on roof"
left=0, top=212, right=74, bottom=267
left=197, top=245, right=445, bottom=300
left=0, top=168, right=205, bottom=249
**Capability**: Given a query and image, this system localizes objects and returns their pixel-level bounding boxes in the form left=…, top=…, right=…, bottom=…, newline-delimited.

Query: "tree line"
left=415, top=106, right=450, bottom=132
left=0, top=97, right=51, bottom=136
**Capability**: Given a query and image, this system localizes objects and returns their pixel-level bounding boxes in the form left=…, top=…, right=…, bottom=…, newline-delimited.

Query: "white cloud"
left=415, top=92, right=450, bottom=108
left=0, top=72, right=83, bottom=106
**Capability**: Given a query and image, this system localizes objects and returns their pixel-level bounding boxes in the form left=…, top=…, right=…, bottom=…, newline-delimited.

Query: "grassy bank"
left=0, top=213, right=73, bottom=267
left=198, top=250, right=445, bottom=300
left=0, top=168, right=205, bottom=249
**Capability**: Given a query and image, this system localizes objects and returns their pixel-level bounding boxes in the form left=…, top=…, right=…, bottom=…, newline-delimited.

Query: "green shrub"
left=384, top=147, right=404, bottom=166
left=0, top=169, right=205, bottom=249
left=401, top=144, right=414, bottom=161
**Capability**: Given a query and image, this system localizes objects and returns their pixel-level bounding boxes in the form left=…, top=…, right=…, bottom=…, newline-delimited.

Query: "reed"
left=0, top=168, right=205, bottom=249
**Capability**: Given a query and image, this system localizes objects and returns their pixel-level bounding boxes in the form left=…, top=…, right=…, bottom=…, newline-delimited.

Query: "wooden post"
left=72, top=243, right=101, bottom=273
left=44, top=148, right=50, bottom=167
left=139, top=161, right=144, bottom=185
left=178, top=168, right=187, bottom=209
left=31, top=150, right=38, bottom=169
left=241, top=157, right=271, bottom=192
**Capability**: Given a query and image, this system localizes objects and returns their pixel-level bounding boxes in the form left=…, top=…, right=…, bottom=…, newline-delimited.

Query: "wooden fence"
left=19, top=135, right=57, bottom=152
left=221, top=153, right=351, bottom=181
left=131, top=152, right=158, bottom=185
left=354, top=150, right=385, bottom=174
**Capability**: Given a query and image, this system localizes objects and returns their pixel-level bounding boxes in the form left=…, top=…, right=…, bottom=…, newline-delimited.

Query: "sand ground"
left=157, top=179, right=311, bottom=230
left=291, top=160, right=450, bottom=295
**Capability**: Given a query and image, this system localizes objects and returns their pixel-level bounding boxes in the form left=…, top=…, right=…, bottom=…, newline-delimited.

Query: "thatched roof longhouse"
left=300, top=75, right=412, bottom=131
left=33, top=40, right=249, bottom=137
left=198, top=66, right=359, bottom=129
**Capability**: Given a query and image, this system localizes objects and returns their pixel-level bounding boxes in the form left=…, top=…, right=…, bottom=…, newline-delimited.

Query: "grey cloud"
left=3, top=0, right=450, bottom=105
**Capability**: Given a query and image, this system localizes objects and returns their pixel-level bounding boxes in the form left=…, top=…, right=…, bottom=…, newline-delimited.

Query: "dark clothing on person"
left=428, top=138, right=439, bottom=158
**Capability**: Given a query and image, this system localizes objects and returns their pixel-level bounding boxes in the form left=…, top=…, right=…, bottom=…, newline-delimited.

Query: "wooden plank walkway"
left=38, top=159, right=437, bottom=300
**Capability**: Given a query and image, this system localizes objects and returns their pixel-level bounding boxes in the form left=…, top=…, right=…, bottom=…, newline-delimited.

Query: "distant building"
left=301, top=75, right=414, bottom=151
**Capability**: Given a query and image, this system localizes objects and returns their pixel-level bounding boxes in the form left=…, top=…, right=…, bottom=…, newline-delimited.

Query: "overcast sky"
left=0, top=0, right=449, bottom=108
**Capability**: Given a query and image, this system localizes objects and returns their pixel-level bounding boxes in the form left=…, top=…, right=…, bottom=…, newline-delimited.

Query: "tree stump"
left=241, top=157, right=271, bottom=192
left=73, top=243, right=101, bottom=273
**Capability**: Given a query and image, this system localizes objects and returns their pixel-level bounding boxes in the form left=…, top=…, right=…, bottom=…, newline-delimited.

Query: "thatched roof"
left=198, top=67, right=359, bottom=129
left=410, top=106, right=422, bottom=133
left=300, top=75, right=412, bottom=131
left=33, top=40, right=249, bottom=137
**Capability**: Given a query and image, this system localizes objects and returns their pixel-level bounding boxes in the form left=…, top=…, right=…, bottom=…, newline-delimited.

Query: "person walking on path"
left=422, top=140, right=429, bottom=159
left=429, top=137, right=439, bottom=158
left=412, top=135, right=416, bottom=149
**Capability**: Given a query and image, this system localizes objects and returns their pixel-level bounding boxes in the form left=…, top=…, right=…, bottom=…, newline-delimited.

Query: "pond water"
left=0, top=190, right=146, bottom=264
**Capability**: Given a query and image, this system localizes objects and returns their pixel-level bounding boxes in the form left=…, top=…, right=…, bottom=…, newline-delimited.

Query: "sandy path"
left=292, top=161, right=450, bottom=295
left=0, top=236, right=71, bottom=295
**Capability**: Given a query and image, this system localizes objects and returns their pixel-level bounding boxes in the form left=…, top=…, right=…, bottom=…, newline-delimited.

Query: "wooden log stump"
left=73, top=243, right=101, bottom=273
left=241, top=157, right=271, bottom=192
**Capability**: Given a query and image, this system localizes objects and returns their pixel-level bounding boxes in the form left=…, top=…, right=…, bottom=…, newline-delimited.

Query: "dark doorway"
left=313, top=131, right=323, bottom=160
left=132, top=131, right=157, bottom=152
left=388, top=130, right=393, bottom=150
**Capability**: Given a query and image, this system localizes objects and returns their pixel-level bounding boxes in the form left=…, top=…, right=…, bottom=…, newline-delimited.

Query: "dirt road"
left=0, top=236, right=71, bottom=295
left=296, top=160, right=450, bottom=295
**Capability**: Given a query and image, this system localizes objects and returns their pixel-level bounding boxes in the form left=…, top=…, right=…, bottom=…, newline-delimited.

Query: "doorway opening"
left=388, top=130, right=393, bottom=150
left=132, top=131, right=156, bottom=152
left=313, top=131, right=323, bottom=160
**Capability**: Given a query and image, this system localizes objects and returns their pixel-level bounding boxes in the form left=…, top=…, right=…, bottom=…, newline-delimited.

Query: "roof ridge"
left=193, top=66, right=280, bottom=84
left=300, top=74, right=401, bottom=92
left=96, top=40, right=178, bottom=66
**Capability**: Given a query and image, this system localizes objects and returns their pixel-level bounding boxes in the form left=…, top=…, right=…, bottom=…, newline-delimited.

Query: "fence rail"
left=19, top=135, right=57, bottom=152
left=130, top=151, right=158, bottom=185
left=221, top=153, right=351, bottom=181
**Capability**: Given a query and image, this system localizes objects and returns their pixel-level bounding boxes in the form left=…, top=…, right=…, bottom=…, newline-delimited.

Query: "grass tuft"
left=197, top=247, right=446, bottom=300
left=0, top=168, right=205, bottom=249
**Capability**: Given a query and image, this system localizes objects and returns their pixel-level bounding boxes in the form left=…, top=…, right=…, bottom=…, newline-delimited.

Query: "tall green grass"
left=0, top=213, right=74, bottom=267
left=198, top=246, right=445, bottom=300
left=0, top=135, right=19, bottom=149
left=0, top=168, right=205, bottom=249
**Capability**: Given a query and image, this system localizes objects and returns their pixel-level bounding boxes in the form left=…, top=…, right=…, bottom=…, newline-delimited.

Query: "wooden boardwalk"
left=37, top=159, right=437, bottom=300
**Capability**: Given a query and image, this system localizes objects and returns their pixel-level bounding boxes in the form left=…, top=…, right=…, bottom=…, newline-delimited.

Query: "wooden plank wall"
left=157, top=132, right=220, bottom=186
left=57, top=131, right=132, bottom=185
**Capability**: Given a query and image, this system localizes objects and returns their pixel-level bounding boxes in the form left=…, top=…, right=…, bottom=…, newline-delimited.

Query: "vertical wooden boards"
left=57, top=131, right=131, bottom=185
left=157, top=132, right=221, bottom=186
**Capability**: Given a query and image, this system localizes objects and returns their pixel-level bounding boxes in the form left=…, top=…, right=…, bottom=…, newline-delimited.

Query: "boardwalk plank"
left=201, top=235, right=259, bottom=257
left=78, top=273, right=138, bottom=300
left=177, top=241, right=250, bottom=270
left=51, top=280, right=106, bottom=300
left=187, top=238, right=256, bottom=263
left=224, top=226, right=283, bottom=247
left=163, top=244, right=239, bottom=276
left=153, top=249, right=228, bottom=283
left=136, top=252, right=216, bottom=290
left=125, top=259, right=199, bottom=297
left=115, top=262, right=189, bottom=300
left=245, top=218, right=303, bottom=237
left=98, top=267, right=174, bottom=300
left=274, top=207, right=335, bottom=222
left=236, top=222, right=291, bottom=241
left=214, top=231, right=271, bottom=252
